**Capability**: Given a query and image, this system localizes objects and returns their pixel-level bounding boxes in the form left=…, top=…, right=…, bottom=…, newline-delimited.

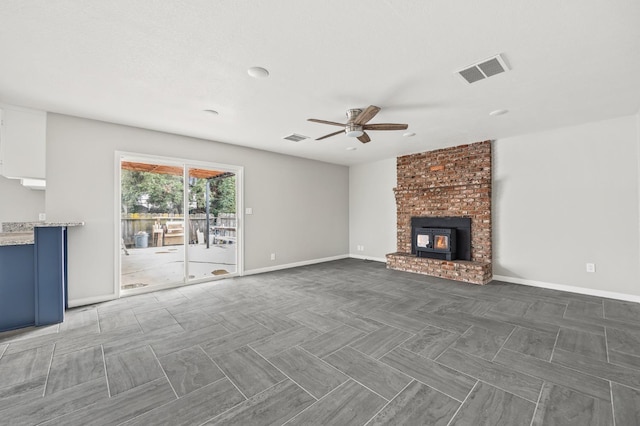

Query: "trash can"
left=134, top=232, right=149, bottom=248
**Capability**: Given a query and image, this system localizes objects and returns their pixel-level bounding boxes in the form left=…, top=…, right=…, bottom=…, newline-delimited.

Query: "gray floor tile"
left=171, top=308, right=219, bottom=332
left=436, top=348, right=543, bottom=402
left=380, top=347, right=475, bottom=401
left=98, top=308, right=138, bottom=332
left=105, top=345, right=164, bottom=396
left=210, top=310, right=260, bottom=332
left=565, top=300, right=603, bottom=319
left=402, top=326, right=460, bottom=359
left=0, top=375, right=47, bottom=413
left=54, top=324, right=143, bottom=356
left=310, top=308, right=386, bottom=333
left=58, top=307, right=99, bottom=332
left=556, top=327, right=607, bottom=361
left=451, top=325, right=511, bottom=361
left=449, top=381, right=535, bottom=426
left=300, top=324, right=365, bottom=358
left=287, top=379, right=386, bottom=425
left=325, top=346, right=411, bottom=400
left=532, top=382, right=613, bottom=426
left=483, top=310, right=559, bottom=334
left=607, top=327, right=640, bottom=357
left=494, top=349, right=611, bottom=401
left=406, top=310, right=471, bottom=334
left=121, top=378, right=244, bottom=426
left=250, top=325, right=319, bottom=358
left=287, top=310, right=342, bottom=333
left=349, top=325, right=411, bottom=359
left=552, top=348, right=640, bottom=389
left=489, top=299, right=532, bottom=316
left=612, top=383, right=640, bottom=426
left=41, top=378, right=176, bottom=426
left=212, top=346, right=285, bottom=397
left=205, top=380, right=314, bottom=425
left=251, top=310, right=300, bottom=333
left=4, top=378, right=107, bottom=425
left=149, top=323, right=228, bottom=357
left=364, top=309, right=427, bottom=333
left=0, top=344, right=53, bottom=388
left=270, top=346, right=347, bottom=399
left=604, top=300, right=640, bottom=323
left=524, top=300, right=567, bottom=319
left=134, top=308, right=180, bottom=333
left=158, top=346, right=224, bottom=396
left=368, top=380, right=460, bottom=426
left=45, top=345, right=104, bottom=395
left=201, top=323, right=274, bottom=357
left=504, top=327, right=557, bottom=361
left=609, top=349, right=640, bottom=371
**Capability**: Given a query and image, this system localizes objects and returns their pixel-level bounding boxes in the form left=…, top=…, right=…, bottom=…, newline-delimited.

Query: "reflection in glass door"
left=118, top=154, right=241, bottom=295
left=187, top=167, right=237, bottom=281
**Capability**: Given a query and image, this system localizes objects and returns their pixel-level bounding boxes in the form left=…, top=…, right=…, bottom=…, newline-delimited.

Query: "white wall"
left=46, top=114, right=349, bottom=306
left=0, top=175, right=45, bottom=223
left=349, top=158, right=397, bottom=261
left=493, top=115, right=640, bottom=299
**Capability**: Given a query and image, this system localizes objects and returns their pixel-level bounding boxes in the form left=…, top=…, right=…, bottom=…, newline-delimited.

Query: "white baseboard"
left=243, top=254, right=350, bottom=276
left=68, top=294, right=117, bottom=308
left=493, top=274, right=640, bottom=303
left=349, top=254, right=387, bottom=263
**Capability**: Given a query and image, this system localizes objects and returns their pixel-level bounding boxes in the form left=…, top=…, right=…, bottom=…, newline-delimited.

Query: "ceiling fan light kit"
left=308, top=105, right=408, bottom=144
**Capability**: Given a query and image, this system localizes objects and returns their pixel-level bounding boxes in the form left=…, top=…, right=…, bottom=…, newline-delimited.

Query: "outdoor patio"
left=121, top=242, right=236, bottom=290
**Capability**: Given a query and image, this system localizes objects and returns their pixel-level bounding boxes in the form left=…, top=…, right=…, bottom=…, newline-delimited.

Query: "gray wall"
left=0, top=175, right=45, bottom=223
left=349, top=158, right=397, bottom=261
left=349, top=114, right=640, bottom=299
left=493, top=114, right=640, bottom=298
left=46, top=114, right=349, bottom=306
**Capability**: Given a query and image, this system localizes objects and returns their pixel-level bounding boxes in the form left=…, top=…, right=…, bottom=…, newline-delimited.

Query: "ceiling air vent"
left=283, top=133, right=309, bottom=142
left=456, top=54, right=509, bottom=84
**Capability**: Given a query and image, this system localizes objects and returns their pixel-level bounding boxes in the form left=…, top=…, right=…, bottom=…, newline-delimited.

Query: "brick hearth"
left=386, top=141, right=492, bottom=284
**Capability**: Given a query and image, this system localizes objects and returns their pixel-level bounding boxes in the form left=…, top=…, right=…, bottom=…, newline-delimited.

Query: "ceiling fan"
left=308, top=105, right=408, bottom=143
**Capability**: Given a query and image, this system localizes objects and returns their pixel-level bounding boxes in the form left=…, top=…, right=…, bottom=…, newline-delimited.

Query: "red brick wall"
left=387, top=141, right=492, bottom=284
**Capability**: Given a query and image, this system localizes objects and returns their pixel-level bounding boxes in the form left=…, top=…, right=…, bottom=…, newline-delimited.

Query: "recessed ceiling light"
left=203, top=109, right=219, bottom=115
left=403, top=132, right=416, bottom=137
left=247, top=66, right=269, bottom=78
left=489, top=109, right=508, bottom=116
left=346, top=147, right=357, bottom=151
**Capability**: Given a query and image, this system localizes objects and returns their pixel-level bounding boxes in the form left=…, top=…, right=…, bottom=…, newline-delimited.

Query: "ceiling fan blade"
left=307, top=118, right=345, bottom=127
left=316, top=129, right=344, bottom=140
left=357, top=132, right=371, bottom=143
left=363, top=123, right=409, bottom=131
left=353, top=105, right=381, bottom=125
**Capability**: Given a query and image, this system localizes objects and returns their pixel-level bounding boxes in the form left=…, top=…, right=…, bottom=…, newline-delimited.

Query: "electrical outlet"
left=586, top=263, right=596, bottom=273
left=356, top=245, right=365, bottom=252
left=38, top=213, right=46, bottom=221
left=270, top=253, right=276, bottom=261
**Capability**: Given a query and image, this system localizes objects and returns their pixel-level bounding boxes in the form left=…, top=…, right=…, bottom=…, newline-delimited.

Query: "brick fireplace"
left=386, top=141, right=492, bottom=284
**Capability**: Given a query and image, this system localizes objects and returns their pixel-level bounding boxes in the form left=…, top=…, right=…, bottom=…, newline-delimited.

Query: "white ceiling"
left=1, top=1, right=639, bottom=166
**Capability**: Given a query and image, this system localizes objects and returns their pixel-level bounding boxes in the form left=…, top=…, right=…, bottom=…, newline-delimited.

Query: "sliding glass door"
left=117, top=153, right=241, bottom=295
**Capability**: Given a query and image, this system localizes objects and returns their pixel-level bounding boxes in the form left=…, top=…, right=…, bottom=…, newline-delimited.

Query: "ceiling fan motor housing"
left=345, top=122, right=364, bottom=138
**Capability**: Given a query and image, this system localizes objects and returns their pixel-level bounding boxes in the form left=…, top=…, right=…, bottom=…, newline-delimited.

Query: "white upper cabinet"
left=0, top=104, right=46, bottom=180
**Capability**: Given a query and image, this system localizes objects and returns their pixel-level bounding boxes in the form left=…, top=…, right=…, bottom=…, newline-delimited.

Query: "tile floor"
left=1, top=259, right=640, bottom=425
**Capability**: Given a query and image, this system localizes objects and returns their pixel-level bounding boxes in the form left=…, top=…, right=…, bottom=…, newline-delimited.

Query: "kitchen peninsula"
left=0, top=221, right=83, bottom=332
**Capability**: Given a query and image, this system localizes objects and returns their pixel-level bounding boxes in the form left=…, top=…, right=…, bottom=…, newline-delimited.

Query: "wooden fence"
left=121, top=213, right=236, bottom=247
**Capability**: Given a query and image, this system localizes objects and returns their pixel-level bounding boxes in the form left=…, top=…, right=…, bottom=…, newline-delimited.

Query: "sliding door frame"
left=114, top=151, right=244, bottom=299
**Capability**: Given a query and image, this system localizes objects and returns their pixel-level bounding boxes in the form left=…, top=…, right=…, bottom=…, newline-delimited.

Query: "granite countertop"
left=0, top=221, right=84, bottom=246
left=0, top=232, right=35, bottom=246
